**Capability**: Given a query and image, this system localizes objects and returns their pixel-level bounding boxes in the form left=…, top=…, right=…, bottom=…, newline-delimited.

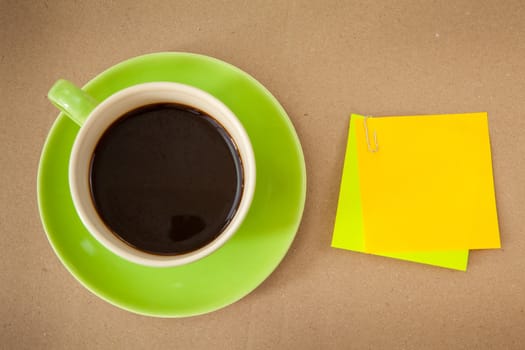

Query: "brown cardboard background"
left=1, top=0, right=524, bottom=348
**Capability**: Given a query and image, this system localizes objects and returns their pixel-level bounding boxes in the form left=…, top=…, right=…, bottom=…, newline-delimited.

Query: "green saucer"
left=37, top=52, right=306, bottom=317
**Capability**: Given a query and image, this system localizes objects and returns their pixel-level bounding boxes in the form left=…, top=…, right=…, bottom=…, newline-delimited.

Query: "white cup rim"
left=69, top=82, right=256, bottom=267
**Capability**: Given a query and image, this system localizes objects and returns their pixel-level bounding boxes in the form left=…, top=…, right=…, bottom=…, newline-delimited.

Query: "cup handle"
left=47, top=79, right=98, bottom=126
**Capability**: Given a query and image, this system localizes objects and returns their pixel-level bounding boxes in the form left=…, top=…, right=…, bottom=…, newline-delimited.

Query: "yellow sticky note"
left=332, top=117, right=469, bottom=270
left=355, top=113, right=500, bottom=252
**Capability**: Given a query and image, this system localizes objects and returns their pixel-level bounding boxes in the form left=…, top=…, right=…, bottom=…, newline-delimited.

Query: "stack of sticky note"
left=332, top=113, right=500, bottom=271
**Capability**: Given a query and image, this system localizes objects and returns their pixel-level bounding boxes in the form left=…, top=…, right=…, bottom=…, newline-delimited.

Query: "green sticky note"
left=332, top=117, right=469, bottom=271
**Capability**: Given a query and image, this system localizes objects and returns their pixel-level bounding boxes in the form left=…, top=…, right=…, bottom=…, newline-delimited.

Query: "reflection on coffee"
left=89, top=103, right=243, bottom=255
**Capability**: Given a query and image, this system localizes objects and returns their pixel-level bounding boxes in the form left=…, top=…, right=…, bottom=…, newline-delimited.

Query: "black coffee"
left=89, top=103, right=243, bottom=255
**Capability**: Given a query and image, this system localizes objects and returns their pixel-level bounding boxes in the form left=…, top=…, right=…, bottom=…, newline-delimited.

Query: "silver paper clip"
left=363, top=116, right=378, bottom=152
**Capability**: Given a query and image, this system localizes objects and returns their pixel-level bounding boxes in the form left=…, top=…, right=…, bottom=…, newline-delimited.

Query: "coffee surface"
left=90, top=103, right=243, bottom=255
